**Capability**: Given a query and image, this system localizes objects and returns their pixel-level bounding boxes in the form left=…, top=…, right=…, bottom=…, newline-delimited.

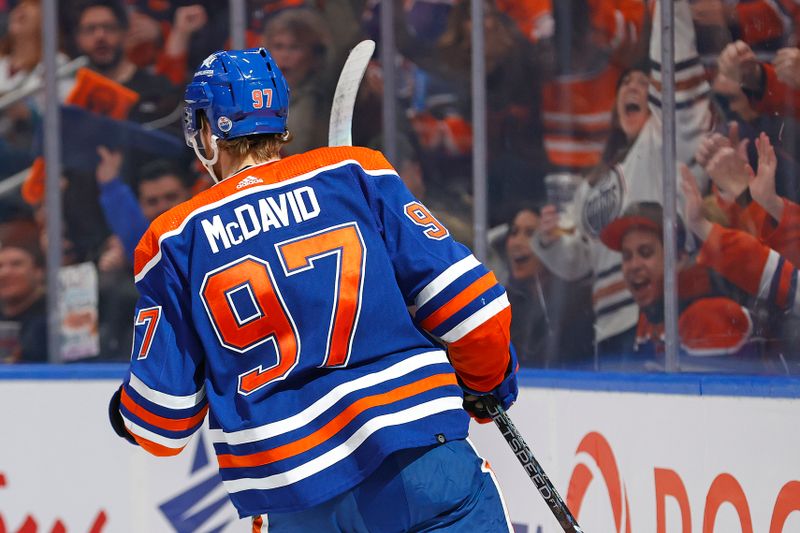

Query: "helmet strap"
left=189, top=134, right=221, bottom=183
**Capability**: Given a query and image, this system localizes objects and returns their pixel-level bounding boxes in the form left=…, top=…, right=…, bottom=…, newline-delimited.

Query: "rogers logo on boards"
left=566, top=431, right=631, bottom=533
left=563, top=432, right=800, bottom=532
left=0, top=472, right=107, bottom=533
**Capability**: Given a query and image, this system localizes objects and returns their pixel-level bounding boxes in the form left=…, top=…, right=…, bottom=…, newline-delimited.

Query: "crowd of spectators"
left=1, top=0, right=800, bottom=375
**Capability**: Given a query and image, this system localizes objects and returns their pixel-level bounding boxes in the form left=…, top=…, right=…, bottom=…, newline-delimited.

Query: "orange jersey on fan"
left=498, top=0, right=646, bottom=172
left=697, top=200, right=800, bottom=315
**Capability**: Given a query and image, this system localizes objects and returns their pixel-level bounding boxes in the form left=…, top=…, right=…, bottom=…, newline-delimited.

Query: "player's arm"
left=697, top=222, right=800, bottom=314
left=357, top=154, right=516, bottom=418
left=649, top=0, right=711, bottom=163
left=108, top=234, right=208, bottom=456
left=733, top=0, right=788, bottom=46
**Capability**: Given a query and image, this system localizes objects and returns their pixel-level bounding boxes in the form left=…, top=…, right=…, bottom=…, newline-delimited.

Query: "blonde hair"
left=218, top=132, right=292, bottom=164
left=199, top=112, right=291, bottom=165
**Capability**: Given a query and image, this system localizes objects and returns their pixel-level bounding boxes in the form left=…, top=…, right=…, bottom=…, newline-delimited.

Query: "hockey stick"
left=482, top=395, right=584, bottom=533
left=328, top=39, right=376, bottom=147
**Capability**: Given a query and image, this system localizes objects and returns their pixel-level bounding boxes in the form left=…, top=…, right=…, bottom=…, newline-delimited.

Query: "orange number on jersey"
left=200, top=256, right=299, bottom=395
left=134, top=306, right=161, bottom=360
left=404, top=201, right=449, bottom=240
left=276, top=223, right=365, bottom=367
left=200, top=223, right=365, bottom=395
left=251, top=88, right=274, bottom=109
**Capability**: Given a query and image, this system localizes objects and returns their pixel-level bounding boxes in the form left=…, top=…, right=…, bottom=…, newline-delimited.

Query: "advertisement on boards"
left=469, top=387, right=800, bottom=533
left=1, top=379, right=799, bottom=532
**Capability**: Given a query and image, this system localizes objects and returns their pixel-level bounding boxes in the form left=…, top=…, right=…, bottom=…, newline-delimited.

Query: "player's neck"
left=219, top=153, right=279, bottom=181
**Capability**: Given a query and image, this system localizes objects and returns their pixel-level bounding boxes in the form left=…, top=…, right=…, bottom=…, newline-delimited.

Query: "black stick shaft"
left=483, top=397, right=584, bottom=533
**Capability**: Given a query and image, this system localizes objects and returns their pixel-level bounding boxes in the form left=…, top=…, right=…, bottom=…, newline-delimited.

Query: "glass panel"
left=482, top=0, right=651, bottom=371
left=8, top=0, right=800, bottom=375
left=391, top=0, right=476, bottom=254
left=685, top=0, right=800, bottom=375
left=1, top=0, right=230, bottom=363
left=477, top=0, right=800, bottom=376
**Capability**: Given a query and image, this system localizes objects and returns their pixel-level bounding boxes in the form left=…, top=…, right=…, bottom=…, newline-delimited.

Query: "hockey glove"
left=108, top=385, right=139, bottom=446
left=461, top=344, right=519, bottom=424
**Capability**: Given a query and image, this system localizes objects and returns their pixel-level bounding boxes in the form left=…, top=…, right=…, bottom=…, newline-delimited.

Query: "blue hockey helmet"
left=183, top=48, right=290, bottom=180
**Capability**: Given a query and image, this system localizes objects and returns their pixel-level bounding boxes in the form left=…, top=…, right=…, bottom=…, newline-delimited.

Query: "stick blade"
left=328, top=39, right=376, bottom=147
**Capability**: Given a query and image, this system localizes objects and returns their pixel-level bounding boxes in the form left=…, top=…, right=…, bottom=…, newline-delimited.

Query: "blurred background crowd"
left=2, top=0, right=800, bottom=376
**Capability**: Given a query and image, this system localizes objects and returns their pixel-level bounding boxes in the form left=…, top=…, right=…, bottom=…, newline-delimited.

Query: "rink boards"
left=1, top=366, right=798, bottom=532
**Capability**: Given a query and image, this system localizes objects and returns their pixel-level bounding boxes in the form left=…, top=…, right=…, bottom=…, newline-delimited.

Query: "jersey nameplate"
left=201, top=186, right=321, bottom=253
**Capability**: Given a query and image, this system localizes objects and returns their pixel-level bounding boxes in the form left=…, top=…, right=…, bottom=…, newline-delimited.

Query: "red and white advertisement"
left=0, top=380, right=798, bottom=532
left=0, top=381, right=247, bottom=533
left=470, top=388, right=800, bottom=533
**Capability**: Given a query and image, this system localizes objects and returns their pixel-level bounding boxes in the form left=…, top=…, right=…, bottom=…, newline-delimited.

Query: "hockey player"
left=108, top=47, right=517, bottom=531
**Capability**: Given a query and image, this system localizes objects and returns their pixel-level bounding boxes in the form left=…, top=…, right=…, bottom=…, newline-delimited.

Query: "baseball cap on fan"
left=599, top=201, right=686, bottom=252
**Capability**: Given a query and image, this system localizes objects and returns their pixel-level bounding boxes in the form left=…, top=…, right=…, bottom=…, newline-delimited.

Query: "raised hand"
left=126, top=11, right=162, bottom=49
left=751, top=132, right=784, bottom=221
left=718, top=40, right=761, bottom=90
left=696, top=122, right=748, bottom=166
left=680, top=164, right=712, bottom=240
left=536, top=205, right=561, bottom=246
left=696, top=132, right=731, bottom=168
left=704, top=143, right=753, bottom=200
left=774, top=47, right=800, bottom=90
left=95, top=146, right=123, bottom=185
left=166, top=5, right=208, bottom=57
left=173, top=5, right=208, bottom=36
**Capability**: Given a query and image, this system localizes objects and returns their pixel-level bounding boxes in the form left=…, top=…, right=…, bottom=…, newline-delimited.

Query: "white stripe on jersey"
left=209, top=350, right=449, bottom=445
left=649, top=82, right=709, bottom=109
left=440, top=293, right=510, bottom=343
left=135, top=160, right=399, bottom=283
left=651, top=61, right=705, bottom=84
left=414, top=255, right=481, bottom=308
left=122, top=414, right=194, bottom=449
left=543, top=139, right=607, bottom=152
left=792, top=278, right=800, bottom=315
left=128, top=372, right=206, bottom=410
left=223, top=396, right=464, bottom=493
left=757, top=250, right=781, bottom=300
left=542, top=110, right=612, bottom=125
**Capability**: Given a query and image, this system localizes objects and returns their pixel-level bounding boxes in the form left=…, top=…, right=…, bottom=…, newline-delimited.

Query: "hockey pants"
left=252, top=437, right=513, bottom=532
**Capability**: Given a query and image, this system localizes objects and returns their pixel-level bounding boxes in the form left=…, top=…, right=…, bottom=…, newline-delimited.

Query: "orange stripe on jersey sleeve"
left=121, top=388, right=208, bottom=432
left=763, top=198, right=800, bottom=266
left=447, top=305, right=512, bottom=393
left=131, top=433, right=185, bottom=457
left=592, top=280, right=628, bottom=305
left=419, top=272, right=498, bottom=332
left=134, top=146, right=395, bottom=277
left=217, top=373, right=457, bottom=469
left=697, top=223, right=771, bottom=297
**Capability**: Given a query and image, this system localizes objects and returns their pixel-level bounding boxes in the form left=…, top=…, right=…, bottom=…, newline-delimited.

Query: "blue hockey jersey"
left=117, top=147, right=512, bottom=517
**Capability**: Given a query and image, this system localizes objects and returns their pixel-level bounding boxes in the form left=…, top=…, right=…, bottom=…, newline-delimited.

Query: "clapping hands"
left=751, top=132, right=783, bottom=221
left=695, top=123, right=752, bottom=200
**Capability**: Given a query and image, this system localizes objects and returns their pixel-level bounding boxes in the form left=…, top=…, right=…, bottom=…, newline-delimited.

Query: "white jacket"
left=533, top=0, right=711, bottom=342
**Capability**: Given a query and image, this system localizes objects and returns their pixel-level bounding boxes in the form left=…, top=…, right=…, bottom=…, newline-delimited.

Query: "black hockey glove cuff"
left=109, top=385, right=139, bottom=446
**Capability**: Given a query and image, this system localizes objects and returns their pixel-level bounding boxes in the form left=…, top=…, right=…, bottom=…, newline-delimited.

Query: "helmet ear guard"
left=187, top=131, right=221, bottom=183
